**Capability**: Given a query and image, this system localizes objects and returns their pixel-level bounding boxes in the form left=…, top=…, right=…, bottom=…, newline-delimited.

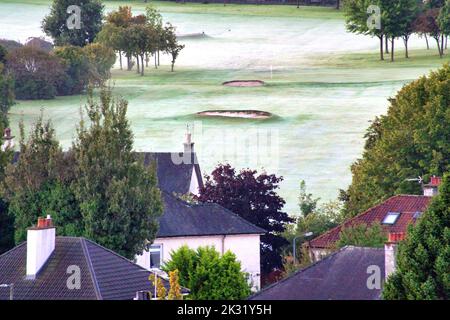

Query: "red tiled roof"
left=308, top=195, right=432, bottom=249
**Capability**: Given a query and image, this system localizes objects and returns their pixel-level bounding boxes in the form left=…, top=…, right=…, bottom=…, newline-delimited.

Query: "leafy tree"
left=163, top=245, right=251, bottom=300
left=0, top=116, right=81, bottom=243
left=163, top=23, right=184, bottom=72
left=54, top=45, right=90, bottom=95
left=72, top=87, right=163, bottom=259
left=0, top=45, right=6, bottom=64
left=196, top=164, right=293, bottom=274
left=0, top=62, right=14, bottom=126
left=96, top=23, right=126, bottom=70
left=383, top=174, right=450, bottom=300
left=6, top=47, right=65, bottom=99
left=438, top=0, right=450, bottom=48
left=413, top=8, right=445, bottom=57
left=82, top=43, right=116, bottom=85
left=336, top=223, right=386, bottom=248
left=343, top=64, right=450, bottom=216
left=149, top=273, right=167, bottom=300
left=42, top=0, right=103, bottom=47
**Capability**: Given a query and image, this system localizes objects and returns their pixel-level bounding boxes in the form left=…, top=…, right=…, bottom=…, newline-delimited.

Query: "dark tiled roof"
left=157, top=192, right=266, bottom=238
left=137, top=152, right=203, bottom=195
left=0, top=237, right=185, bottom=300
left=309, top=195, right=431, bottom=249
left=12, top=151, right=203, bottom=195
left=250, top=246, right=385, bottom=300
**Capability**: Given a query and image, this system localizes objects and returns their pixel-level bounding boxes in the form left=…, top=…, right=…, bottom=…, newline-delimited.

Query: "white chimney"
left=183, top=125, right=194, bottom=154
left=26, top=215, right=55, bottom=279
left=384, top=232, right=405, bottom=280
left=422, top=176, right=442, bottom=197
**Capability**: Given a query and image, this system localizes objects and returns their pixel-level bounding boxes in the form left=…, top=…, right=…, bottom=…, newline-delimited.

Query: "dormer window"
left=382, top=212, right=400, bottom=225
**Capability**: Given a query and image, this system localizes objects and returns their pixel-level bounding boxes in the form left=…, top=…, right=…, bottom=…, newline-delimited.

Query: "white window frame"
left=149, top=244, right=163, bottom=270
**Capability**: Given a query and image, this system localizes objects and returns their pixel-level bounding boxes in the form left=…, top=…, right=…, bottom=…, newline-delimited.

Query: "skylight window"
left=382, top=212, right=400, bottom=225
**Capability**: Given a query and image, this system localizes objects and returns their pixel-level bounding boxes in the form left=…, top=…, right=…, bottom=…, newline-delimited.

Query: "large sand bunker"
left=223, top=80, right=265, bottom=87
left=197, top=110, right=273, bottom=119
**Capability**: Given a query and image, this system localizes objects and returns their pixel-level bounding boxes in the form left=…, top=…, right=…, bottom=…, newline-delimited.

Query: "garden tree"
left=0, top=63, right=14, bottom=126
left=344, top=0, right=386, bottom=60
left=6, top=46, right=65, bottom=99
left=0, top=116, right=82, bottom=243
left=383, top=174, right=450, bottom=300
left=54, top=46, right=90, bottom=95
left=336, top=223, right=386, bottom=248
left=0, top=120, right=14, bottom=254
left=127, top=24, right=157, bottom=76
left=42, top=0, right=103, bottom=47
left=163, top=246, right=251, bottom=300
left=168, top=270, right=183, bottom=300
left=82, top=43, right=116, bottom=85
left=196, top=164, right=293, bottom=274
left=163, top=23, right=184, bottom=72
left=72, top=87, right=163, bottom=259
left=342, top=64, right=450, bottom=217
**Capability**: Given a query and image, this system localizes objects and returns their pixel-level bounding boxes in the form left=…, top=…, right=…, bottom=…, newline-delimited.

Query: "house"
left=307, top=194, right=433, bottom=261
left=0, top=216, right=186, bottom=300
left=136, top=192, right=266, bottom=291
left=251, top=231, right=408, bottom=300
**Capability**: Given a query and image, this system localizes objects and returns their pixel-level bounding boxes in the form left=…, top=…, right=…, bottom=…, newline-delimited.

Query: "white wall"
left=136, top=234, right=261, bottom=291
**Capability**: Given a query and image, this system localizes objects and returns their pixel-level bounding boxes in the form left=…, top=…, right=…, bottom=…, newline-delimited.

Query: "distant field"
left=1, top=0, right=448, bottom=214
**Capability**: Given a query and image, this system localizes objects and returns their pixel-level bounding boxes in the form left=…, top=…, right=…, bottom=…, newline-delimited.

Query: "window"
left=382, top=212, right=400, bottom=225
left=149, top=244, right=162, bottom=269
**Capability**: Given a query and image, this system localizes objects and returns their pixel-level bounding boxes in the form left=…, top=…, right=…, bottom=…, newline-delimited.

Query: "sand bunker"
left=197, top=110, right=273, bottom=119
left=223, top=80, right=265, bottom=87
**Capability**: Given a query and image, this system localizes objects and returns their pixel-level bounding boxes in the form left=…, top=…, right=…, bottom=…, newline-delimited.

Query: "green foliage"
left=82, top=43, right=116, bottom=84
left=439, top=0, right=450, bottom=36
left=163, top=23, right=184, bottom=72
left=163, top=245, right=251, bottom=300
left=42, top=0, right=103, bottom=47
left=0, top=115, right=81, bottom=243
left=54, top=45, right=90, bottom=95
left=336, top=223, right=386, bottom=248
left=0, top=45, right=6, bottom=64
left=72, top=87, right=163, bottom=259
left=383, top=174, right=450, bottom=300
left=0, top=62, right=14, bottom=125
left=344, top=64, right=450, bottom=216
left=5, top=46, right=65, bottom=100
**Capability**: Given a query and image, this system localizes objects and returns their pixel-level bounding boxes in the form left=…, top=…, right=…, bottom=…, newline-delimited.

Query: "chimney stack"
left=26, top=215, right=55, bottom=279
left=183, top=125, right=194, bottom=154
left=423, top=176, right=442, bottom=197
left=384, top=232, right=406, bottom=280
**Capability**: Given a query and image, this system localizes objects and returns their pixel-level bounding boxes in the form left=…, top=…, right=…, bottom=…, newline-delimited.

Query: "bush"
left=336, top=223, right=386, bottom=248
left=163, top=245, right=251, bottom=300
left=82, top=43, right=116, bottom=86
left=54, top=46, right=90, bottom=95
left=6, top=47, right=65, bottom=99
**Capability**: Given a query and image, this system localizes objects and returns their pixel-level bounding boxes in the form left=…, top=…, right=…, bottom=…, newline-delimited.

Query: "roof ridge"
left=80, top=238, right=102, bottom=300
left=309, top=194, right=422, bottom=248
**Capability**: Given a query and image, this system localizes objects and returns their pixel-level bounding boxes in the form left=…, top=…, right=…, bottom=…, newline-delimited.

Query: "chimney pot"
left=37, top=217, right=46, bottom=229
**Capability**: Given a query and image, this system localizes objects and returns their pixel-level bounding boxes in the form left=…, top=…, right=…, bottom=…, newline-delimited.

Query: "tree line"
left=344, top=0, right=450, bottom=61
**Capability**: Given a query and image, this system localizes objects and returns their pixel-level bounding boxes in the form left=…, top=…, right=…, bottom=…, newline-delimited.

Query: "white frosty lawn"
left=1, top=1, right=448, bottom=214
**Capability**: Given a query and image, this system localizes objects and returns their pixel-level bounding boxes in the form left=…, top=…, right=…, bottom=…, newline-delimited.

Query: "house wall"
left=136, top=234, right=261, bottom=291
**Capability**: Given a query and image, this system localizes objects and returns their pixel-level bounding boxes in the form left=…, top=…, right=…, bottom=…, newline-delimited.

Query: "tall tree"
left=72, top=87, right=163, bottom=259
left=383, top=174, right=450, bottom=300
left=42, top=0, right=103, bottom=47
left=163, top=23, right=184, bottom=72
left=196, top=164, right=293, bottom=274
left=0, top=62, right=14, bottom=126
left=342, top=64, right=450, bottom=217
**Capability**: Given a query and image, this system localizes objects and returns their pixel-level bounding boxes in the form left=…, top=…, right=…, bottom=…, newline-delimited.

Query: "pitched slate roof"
left=157, top=192, right=266, bottom=238
left=12, top=151, right=203, bottom=195
left=0, top=237, right=185, bottom=300
left=138, top=152, right=203, bottom=195
left=309, top=195, right=431, bottom=249
left=250, top=246, right=385, bottom=300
